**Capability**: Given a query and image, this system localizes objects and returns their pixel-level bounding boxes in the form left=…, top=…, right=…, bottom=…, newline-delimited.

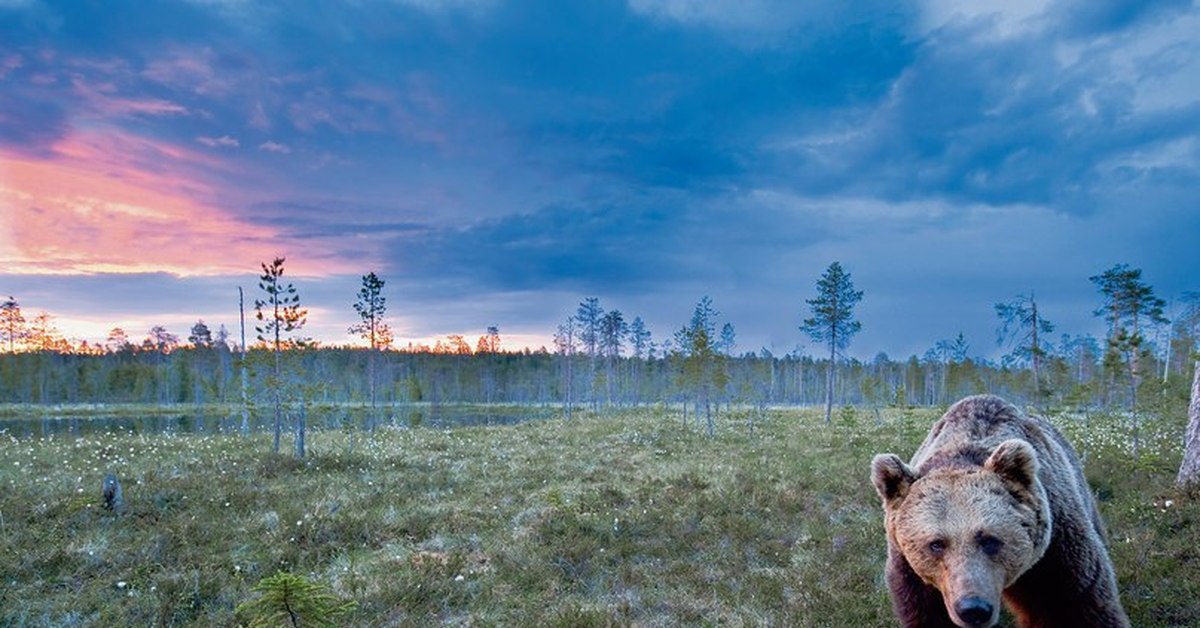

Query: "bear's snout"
left=953, top=596, right=996, bottom=627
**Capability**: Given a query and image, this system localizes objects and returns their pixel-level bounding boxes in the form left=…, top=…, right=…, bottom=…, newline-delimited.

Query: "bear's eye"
left=928, top=539, right=947, bottom=555
left=978, top=535, right=1003, bottom=556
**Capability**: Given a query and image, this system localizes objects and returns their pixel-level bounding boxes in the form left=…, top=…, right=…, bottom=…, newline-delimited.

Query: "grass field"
left=1, top=404, right=1197, bottom=626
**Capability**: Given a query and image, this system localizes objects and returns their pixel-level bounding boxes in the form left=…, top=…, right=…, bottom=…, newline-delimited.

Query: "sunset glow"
left=3, top=134, right=269, bottom=276
left=2, top=0, right=1198, bottom=354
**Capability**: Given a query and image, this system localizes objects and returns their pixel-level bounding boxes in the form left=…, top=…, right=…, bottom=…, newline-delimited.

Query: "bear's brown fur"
left=871, top=395, right=1128, bottom=628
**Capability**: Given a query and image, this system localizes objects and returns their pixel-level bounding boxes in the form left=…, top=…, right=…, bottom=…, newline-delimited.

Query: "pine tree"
left=188, top=320, right=214, bottom=348
left=554, top=316, right=578, bottom=419
left=719, top=322, right=736, bottom=356
left=27, top=312, right=67, bottom=352
left=475, top=325, right=500, bottom=353
left=1090, top=263, right=1167, bottom=456
left=629, top=317, right=651, bottom=359
left=599, top=309, right=627, bottom=407
left=349, top=272, right=393, bottom=419
left=950, top=332, right=969, bottom=363
left=236, top=571, right=356, bottom=628
left=800, top=262, right=863, bottom=425
left=188, top=320, right=215, bottom=403
left=255, top=257, right=308, bottom=455
left=674, top=296, right=725, bottom=436
left=995, top=292, right=1054, bottom=403
left=148, top=326, right=180, bottom=353
left=576, top=297, right=604, bottom=409
left=628, top=316, right=652, bottom=405
left=0, top=296, right=26, bottom=353
left=106, top=327, right=132, bottom=353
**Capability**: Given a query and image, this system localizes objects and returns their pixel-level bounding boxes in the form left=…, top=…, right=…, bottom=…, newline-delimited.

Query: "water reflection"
left=0, top=406, right=553, bottom=439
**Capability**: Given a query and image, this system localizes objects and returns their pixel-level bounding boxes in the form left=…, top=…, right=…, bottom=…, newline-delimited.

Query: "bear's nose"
left=954, top=596, right=995, bottom=627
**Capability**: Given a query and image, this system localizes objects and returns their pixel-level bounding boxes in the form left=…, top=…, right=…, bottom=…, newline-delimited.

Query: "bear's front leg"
left=886, top=545, right=958, bottom=628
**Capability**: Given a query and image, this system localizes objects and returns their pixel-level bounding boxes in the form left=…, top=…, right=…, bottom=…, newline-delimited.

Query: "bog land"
left=0, top=405, right=1196, bottom=626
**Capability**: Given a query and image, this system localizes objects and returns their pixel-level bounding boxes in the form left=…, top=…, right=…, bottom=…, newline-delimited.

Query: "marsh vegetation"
left=1, top=405, right=1196, bottom=626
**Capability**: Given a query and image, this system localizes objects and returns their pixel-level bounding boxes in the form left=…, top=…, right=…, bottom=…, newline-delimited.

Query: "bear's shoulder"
left=912, top=395, right=1037, bottom=472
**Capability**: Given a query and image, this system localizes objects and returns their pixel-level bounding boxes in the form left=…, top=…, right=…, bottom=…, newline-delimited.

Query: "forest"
left=1, top=262, right=1197, bottom=426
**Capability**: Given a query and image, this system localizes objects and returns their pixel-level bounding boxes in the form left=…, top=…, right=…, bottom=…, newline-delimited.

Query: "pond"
left=0, top=405, right=559, bottom=440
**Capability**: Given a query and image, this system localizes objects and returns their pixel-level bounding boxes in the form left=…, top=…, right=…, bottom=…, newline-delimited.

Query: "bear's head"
left=872, top=440, right=1052, bottom=628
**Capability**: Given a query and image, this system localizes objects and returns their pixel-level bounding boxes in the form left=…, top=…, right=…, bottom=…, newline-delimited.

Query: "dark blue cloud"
left=1, top=273, right=246, bottom=318
left=399, top=203, right=685, bottom=292
left=3, top=0, right=1199, bottom=355
left=774, top=14, right=1200, bottom=213
left=1049, top=0, right=1193, bottom=37
left=389, top=192, right=832, bottom=304
left=0, top=1, right=224, bottom=52
left=248, top=200, right=431, bottom=239
left=0, top=85, right=69, bottom=155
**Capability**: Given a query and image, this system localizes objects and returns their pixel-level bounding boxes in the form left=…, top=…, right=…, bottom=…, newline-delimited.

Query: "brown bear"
left=870, top=395, right=1129, bottom=628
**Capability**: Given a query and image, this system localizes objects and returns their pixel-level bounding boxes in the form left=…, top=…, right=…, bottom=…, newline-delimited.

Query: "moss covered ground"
left=1, top=405, right=1196, bottom=626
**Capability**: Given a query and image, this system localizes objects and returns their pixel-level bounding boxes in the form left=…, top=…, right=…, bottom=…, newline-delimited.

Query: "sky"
left=2, top=0, right=1198, bottom=360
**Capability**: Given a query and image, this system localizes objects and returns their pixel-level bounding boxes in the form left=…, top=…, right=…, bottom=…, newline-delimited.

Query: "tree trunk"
left=239, top=288, right=249, bottom=435
left=1031, top=296, right=1041, bottom=395
left=1176, top=360, right=1200, bottom=487
left=565, top=353, right=573, bottom=420
left=193, top=356, right=203, bottom=404
left=799, top=358, right=805, bottom=405
left=769, top=359, right=776, bottom=403
left=272, top=350, right=282, bottom=454
left=824, top=344, right=834, bottom=425
left=1163, top=318, right=1172, bottom=383
left=940, top=361, right=947, bottom=406
left=1128, top=345, right=1140, bottom=459
left=295, top=401, right=306, bottom=458
left=369, top=347, right=377, bottom=430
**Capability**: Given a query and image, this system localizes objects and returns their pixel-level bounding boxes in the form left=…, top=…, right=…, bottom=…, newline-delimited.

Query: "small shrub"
left=837, top=405, right=858, bottom=428
left=236, top=571, right=356, bottom=628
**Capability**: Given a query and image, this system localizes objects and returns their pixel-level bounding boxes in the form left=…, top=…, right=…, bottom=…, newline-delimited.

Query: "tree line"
left=2, top=262, right=1197, bottom=431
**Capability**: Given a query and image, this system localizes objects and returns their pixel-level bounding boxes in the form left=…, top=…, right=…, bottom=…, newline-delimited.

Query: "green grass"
left=0, top=405, right=1196, bottom=626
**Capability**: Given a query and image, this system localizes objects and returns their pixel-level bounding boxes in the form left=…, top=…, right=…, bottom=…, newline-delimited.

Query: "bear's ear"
left=985, top=439, right=1038, bottom=490
left=872, top=454, right=916, bottom=505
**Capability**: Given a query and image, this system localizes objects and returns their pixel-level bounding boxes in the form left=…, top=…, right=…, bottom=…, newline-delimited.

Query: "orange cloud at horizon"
left=0, top=127, right=360, bottom=278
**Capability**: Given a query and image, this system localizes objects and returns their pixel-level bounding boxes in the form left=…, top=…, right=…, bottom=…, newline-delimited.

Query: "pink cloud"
left=71, top=77, right=190, bottom=118
left=141, top=48, right=233, bottom=97
left=286, top=79, right=448, bottom=146
left=0, top=128, right=358, bottom=277
left=249, top=100, right=271, bottom=130
left=121, top=98, right=189, bottom=116
left=287, top=89, right=362, bottom=133
left=197, top=134, right=240, bottom=148
left=64, top=56, right=131, bottom=77
left=258, top=140, right=291, bottom=154
left=0, top=53, right=22, bottom=78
